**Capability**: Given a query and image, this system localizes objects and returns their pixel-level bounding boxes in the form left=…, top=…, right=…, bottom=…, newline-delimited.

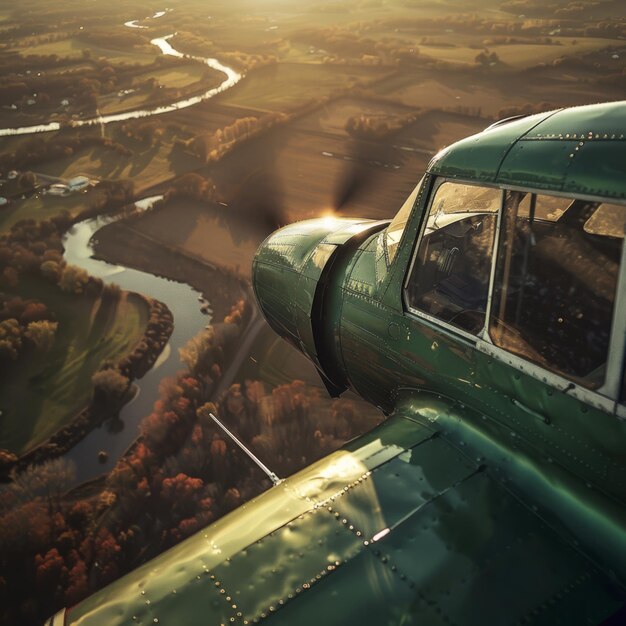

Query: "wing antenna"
left=208, top=412, right=282, bottom=486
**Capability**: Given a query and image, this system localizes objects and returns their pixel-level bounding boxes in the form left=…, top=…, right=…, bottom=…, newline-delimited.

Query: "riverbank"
left=0, top=33, right=242, bottom=138
left=55, top=197, right=219, bottom=484
left=0, top=295, right=173, bottom=478
left=0, top=190, right=220, bottom=483
left=92, top=211, right=249, bottom=317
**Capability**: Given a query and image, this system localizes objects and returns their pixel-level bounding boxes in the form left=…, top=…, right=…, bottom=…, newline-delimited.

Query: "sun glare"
left=321, top=213, right=340, bottom=229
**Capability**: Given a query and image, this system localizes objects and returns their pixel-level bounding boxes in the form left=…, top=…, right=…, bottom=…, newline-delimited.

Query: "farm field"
left=219, top=62, right=389, bottom=111
left=14, top=38, right=157, bottom=66
left=105, top=102, right=485, bottom=281
left=208, top=103, right=485, bottom=222
left=418, top=36, right=623, bottom=68
left=110, top=199, right=262, bottom=277
left=26, top=132, right=200, bottom=197
left=133, top=64, right=210, bottom=89
left=0, top=277, right=149, bottom=456
left=0, top=188, right=102, bottom=233
left=96, top=65, right=226, bottom=115
left=369, top=65, right=626, bottom=116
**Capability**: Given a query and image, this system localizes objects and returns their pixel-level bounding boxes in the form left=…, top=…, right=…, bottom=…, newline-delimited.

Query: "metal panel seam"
left=493, top=108, right=563, bottom=181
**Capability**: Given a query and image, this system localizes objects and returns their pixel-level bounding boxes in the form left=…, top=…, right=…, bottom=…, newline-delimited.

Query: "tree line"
left=0, top=288, right=381, bottom=625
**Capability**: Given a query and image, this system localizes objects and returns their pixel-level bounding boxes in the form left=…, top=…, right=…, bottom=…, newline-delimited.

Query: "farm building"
left=68, top=176, right=90, bottom=191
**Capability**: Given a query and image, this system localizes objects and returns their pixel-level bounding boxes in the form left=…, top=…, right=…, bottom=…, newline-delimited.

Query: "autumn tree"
left=475, top=50, right=499, bottom=66
left=65, top=560, right=89, bottom=605
left=58, top=264, right=89, bottom=294
left=160, top=472, right=204, bottom=519
left=25, top=320, right=58, bottom=351
left=0, top=318, right=22, bottom=360
left=168, top=172, right=216, bottom=202
left=92, top=528, right=121, bottom=586
left=92, top=368, right=130, bottom=408
left=102, top=282, right=121, bottom=300
left=40, top=259, right=61, bottom=282
left=20, top=301, right=49, bottom=324
left=197, top=401, right=218, bottom=426
left=345, top=111, right=418, bottom=140
left=34, top=547, right=68, bottom=611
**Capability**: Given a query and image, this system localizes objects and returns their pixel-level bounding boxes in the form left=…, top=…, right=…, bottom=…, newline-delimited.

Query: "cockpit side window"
left=405, top=181, right=501, bottom=334
left=386, top=177, right=424, bottom=264
left=489, top=192, right=625, bottom=388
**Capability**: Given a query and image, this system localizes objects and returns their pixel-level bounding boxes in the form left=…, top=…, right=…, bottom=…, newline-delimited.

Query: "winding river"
left=0, top=13, right=242, bottom=137
left=26, top=13, right=243, bottom=483
left=62, top=197, right=212, bottom=483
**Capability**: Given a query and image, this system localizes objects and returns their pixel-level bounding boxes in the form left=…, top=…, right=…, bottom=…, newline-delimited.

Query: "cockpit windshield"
left=385, top=176, right=424, bottom=263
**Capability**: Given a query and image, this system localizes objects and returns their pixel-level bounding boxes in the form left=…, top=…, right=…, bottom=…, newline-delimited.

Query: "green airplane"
left=48, top=101, right=626, bottom=626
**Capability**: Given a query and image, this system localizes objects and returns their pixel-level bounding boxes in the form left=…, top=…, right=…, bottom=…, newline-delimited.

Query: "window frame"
left=383, top=175, right=425, bottom=266
left=402, top=176, right=626, bottom=415
left=402, top=176, right=505, bottom=345
left=610, top=237, right=626, bottom=419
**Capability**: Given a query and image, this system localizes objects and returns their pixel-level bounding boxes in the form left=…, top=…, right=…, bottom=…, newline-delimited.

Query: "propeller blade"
left=333, top=159, right=371, bottom=211
left=234, top=168, right=287, bottom=239
left=333, top=137, right=401, bottom=211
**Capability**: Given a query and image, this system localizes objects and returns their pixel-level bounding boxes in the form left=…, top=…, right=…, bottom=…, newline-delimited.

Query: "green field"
left=415, top=36, right=622, bottom=68
left=367, top=62, right=622, bottom=117
left=29, top=134, right=199, bottom=196
left=134, top=64, right=209, bottom=89
left=220, top=62, right=387, bottom=111
left=0, top=276, right=149, bottom=456
left=97, top=65, right=223, bottom=115
left=0, top=186, right=111, bottom=234
left=15, top=37, right=157, bottom=66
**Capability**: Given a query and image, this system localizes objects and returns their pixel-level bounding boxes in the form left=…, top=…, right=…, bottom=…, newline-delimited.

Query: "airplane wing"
left=59, top=403, right=624, bottom=626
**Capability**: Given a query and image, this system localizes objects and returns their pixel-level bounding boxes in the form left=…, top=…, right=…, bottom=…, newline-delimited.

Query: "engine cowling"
left=252, top=216, right=389, bottom=396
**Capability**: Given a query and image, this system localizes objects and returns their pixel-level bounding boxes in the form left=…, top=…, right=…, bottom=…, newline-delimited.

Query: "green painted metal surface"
left=430, top=101, right=626, bottom=199
left=66, top=417, right=433, bottom=625
left=428, top=111, right=554, bottom=183
left=253, top=217, right=387, bottom=381
left=67, top=414, right=623, bottom=626
left=65, top=102, right=626, bottom=625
